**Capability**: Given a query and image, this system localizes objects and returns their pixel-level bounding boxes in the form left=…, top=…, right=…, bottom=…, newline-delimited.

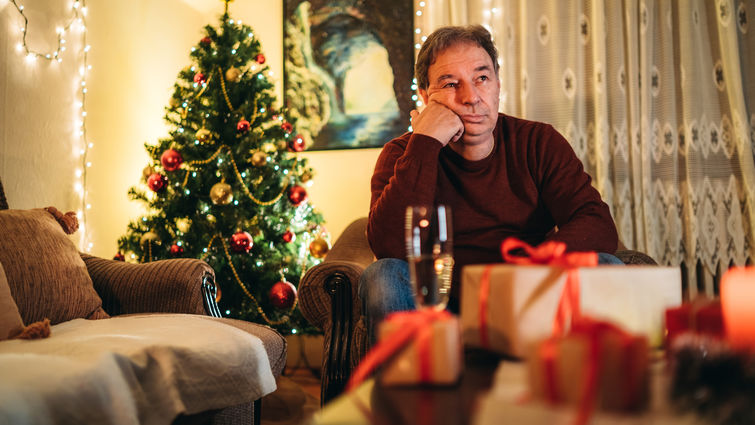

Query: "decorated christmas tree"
left=117, top=3, right=327, bottom=335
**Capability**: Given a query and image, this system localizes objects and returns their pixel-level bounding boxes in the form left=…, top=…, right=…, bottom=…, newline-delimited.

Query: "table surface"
left=307, top=349, right=701, bottom=425
left=307, top=349, right=505, bottom=425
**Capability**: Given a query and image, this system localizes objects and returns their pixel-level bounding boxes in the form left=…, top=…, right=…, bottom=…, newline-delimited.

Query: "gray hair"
left=415, top=25, right=499, bottom=90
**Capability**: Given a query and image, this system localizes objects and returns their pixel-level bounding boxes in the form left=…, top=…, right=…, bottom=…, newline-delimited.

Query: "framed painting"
left=283, top=0, right=414, bottom=150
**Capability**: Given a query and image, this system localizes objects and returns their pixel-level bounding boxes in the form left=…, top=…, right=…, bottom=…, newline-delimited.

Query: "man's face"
left=419, top=42, right=500, bottom=146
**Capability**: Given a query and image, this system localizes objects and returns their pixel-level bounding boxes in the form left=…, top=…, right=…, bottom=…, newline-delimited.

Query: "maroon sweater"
left=368, top=114, right=618, bottom=300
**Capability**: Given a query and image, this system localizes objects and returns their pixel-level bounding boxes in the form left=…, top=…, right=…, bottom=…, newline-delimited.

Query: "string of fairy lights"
left=7, top=0, right=93, bottom=252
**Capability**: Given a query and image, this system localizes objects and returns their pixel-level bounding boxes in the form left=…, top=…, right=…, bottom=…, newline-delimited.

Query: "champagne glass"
left=405, top=205, right=454, bottom=310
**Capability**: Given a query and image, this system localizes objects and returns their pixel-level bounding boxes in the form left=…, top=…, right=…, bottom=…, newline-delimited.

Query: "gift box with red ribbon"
left=461, top=239, right=682, bottom=357
left=664, top=297, right=724, bottom=347
left=378, top=312, right=462, bottom=386
left=527, top=319, right=650, bottom=414
left=346, top=310, right=463, bottom=390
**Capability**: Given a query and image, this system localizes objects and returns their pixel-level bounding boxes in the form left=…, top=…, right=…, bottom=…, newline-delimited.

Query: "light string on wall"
left=8, top=0, right=93, bottom=252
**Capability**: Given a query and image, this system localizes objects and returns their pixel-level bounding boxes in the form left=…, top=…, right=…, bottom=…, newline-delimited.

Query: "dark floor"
left=260, top=365, right=321, bottom=425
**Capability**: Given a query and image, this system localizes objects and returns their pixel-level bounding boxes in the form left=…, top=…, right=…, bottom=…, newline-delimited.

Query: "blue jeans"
left=358, top=253, right=623, bottom=347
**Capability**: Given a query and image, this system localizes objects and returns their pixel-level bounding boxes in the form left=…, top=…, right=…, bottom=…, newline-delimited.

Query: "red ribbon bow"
left=478, top=238, right=598, bottom=348
left=346, top=309, right=452, bottom=391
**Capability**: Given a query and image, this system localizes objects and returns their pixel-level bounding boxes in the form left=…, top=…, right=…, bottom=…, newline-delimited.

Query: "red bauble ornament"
left=255, top=53, right=266, bottom=64
left=113, top=252, right=125, bottom=261
left=237, top=119, right=250, bottom=133
left=288, top=134, right=306, bottom=152
left=230, top=231, right=253, bottom=253
left=170, top=243, right=184, bottom=257
left=160, top=148, right=183, bottom=171
left=193, top=72, right=206, bottom=84
left=281, top=122, right=293, bottom=134
left=200, top=36, right=212, bottom=45
left=269, top=281, right=297, bottom=309
left=288, top=185, right=307, bottom=206
left=147, top=173, right=168, bottom=192
left=282, top=230, right=295, bottom=243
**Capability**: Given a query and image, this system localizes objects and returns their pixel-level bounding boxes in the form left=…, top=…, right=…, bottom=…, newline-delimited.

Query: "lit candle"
left=721, top=267, right=755, bottom=350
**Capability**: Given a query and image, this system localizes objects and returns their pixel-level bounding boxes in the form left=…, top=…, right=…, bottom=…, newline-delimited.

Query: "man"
left=361, top=25, right=619, bottom=344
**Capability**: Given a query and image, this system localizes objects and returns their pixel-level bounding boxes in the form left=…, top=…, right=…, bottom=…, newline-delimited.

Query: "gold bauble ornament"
left=276, top=141, right=287, bottom=151
left=225, top=66, right=242, bottom=83
left=261, top=142, right=277, bottom=153
left=142, top=165, right=156, bottom=180
left=300, top=170, right=313, bottom=183
left=140, top=231, right=161, bottom=248
left=176, top=218, right=191, bottom=233
left=309, top=237, right=330, bottom=258
left=210, top=182, right=233, bottom=205
left=196, top=128, right=212, bottom=143
left=251, top=151, right=267, bottom=166
left=207, top=214, right=217, bottom=224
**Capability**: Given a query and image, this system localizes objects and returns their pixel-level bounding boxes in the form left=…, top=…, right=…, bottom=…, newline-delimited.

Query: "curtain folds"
left=416, top=0, right=755, bottom=277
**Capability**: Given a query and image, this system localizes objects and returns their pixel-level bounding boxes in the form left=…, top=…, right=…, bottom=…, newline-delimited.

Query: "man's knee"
left=358, top=258, right=413, bottom=314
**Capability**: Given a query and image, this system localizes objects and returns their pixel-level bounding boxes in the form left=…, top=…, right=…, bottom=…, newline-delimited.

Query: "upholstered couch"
left=0, top=179, right=285, bottom=425
left=298, top=217, right=658, bottom=403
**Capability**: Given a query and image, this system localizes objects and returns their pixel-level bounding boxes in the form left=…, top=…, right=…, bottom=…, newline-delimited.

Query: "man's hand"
left=410, top=96, right=464, bottom=146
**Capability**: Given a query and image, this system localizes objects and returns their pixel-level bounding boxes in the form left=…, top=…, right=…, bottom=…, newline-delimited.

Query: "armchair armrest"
left=80, top=254, right=220, bottom=317
left=298, top=217, right=375, bottom=403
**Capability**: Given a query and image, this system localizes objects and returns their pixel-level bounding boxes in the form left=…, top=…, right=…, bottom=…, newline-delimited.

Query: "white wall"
left=1, top=0, right=379, bottom=257
left=0, top=1, right=84, bottom=212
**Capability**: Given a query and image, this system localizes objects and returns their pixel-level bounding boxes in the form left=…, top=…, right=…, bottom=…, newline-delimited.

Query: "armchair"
left=0, top=178, right=285, bottom=425
left=298, top=217, right=657, bottom=404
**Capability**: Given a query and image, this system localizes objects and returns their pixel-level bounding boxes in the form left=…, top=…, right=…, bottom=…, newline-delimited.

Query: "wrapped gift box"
left=527, top=328, right=650, bottom=412
left=665, top=298, right=723, bottom=347
left=461, top=265, right=682, bottom=357
left=378, top=315, right=463, bottom=386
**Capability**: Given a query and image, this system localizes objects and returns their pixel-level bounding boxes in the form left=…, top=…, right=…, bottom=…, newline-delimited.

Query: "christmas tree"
left=117, top=3, right=327, bottom=335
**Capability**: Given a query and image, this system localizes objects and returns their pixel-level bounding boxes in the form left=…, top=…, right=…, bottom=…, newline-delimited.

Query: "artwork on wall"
left=283, top=0, right=414, bottom=150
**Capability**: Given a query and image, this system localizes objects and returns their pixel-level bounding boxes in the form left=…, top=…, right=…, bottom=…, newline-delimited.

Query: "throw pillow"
left=0, top=260, right=24, bottom=340
left=0, top=208, right=109, bottom=324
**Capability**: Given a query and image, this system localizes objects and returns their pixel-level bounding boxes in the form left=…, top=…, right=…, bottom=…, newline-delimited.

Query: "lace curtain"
left=416, top=0, right=755, bottom=292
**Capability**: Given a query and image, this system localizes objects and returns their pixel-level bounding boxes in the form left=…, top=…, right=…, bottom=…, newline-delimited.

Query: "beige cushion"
left=0, top=209, right=108, bottom=325
left=0, top=261, right=24, bottom=340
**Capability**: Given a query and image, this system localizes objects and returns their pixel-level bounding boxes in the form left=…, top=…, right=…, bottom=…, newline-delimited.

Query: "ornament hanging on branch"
left=255, top=53, right=266, bottom=64
left=281, top=122, right=293, bottom=134
left=148, top=173, right=168, bottom=192
left=251, top=151, right=267, bottom=166
left=210, top=181, right=233, bottom=205
left=282, top=230, right=295, bottom=243
left=288, top=134, right=306, bottom=152
left=230, top=231, right=253, bottom=253
left=200, top=36, right=212, bottom=46
left=237, top=119, right=250, bottom=133
left=176, top=218, right=191, bottom=233
left=269, top=280, right=297, bottom=309
left=309, top=237, right=330, bottom=258
left=288, top=185, right=307, bottom=206
left=161, top=148, right=183, bottom=171
left=170, top=243, right=184, bottom=257
left=225, top=66, right=242, bottom=83
left=193, top=72, right=206, bottom=84
left=196, top=128, right=212, bottom=143
left=113, top=252, right=125, bottom=261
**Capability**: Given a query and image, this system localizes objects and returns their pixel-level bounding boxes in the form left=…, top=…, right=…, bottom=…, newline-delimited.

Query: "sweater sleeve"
left=534, top=126, right=618, bottom=253
left=367, top=134, right=444, bottom=259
